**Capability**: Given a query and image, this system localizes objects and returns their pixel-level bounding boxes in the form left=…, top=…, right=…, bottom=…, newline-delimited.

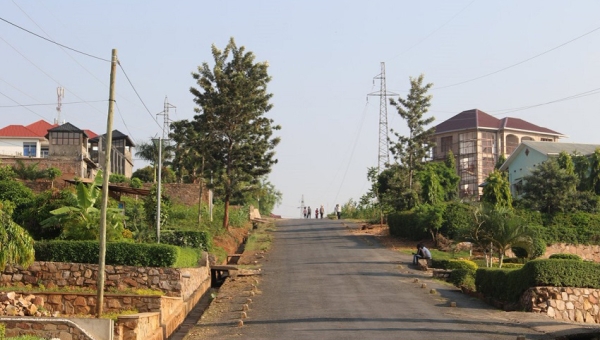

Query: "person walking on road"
left=303, top=207, right=307, bottom=218
left=315, top=207, right=319, bottom=219
left=334, top=204, right=341, bottom=219
left=319, top=205, right=324, bottom=219
left=307, top=206, right=312, bottom=219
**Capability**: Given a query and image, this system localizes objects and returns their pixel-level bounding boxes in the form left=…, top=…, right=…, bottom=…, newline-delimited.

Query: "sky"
left=1, top=1, right=600, bottom=218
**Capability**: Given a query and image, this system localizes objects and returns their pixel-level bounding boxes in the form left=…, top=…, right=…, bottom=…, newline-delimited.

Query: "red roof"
left=434, top=109, right=562, bottom=136
left=0, top=125, right=41, bottom=138
left=84, top=129, right=98, bottom=139
left=25, top=120, right=58, bottom=137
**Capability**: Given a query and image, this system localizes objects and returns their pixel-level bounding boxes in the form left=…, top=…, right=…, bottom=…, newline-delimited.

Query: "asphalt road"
left=233, top=218, right=600, bottom=340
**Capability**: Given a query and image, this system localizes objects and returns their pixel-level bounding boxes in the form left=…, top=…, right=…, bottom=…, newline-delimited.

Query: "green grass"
left=173, top=247, right=201, bottom=268
left=245, top=222, right=275, bottom=252
left=0, top=283, right=163, bottom=296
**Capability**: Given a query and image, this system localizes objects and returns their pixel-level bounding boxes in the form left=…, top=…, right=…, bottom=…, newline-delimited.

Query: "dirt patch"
left=349, top=223, right=433, bottom=251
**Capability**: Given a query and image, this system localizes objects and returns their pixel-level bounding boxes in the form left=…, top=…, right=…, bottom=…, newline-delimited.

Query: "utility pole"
left=97, top=48, right=117, bottom=318
left=367, top=62, right=397, bottom=226
left=300, top=194, right=305, bottom=217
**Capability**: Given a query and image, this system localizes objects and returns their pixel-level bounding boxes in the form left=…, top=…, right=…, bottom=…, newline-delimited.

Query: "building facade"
left=432, top=109, right=563, bottom=197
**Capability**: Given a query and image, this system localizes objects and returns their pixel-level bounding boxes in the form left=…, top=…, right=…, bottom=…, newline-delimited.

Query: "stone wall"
left=141, top=183, right=208, bottom=206
left=544, top=243, right=600, bottom=262
left=1, top=318, right=93, bottom=340
left=521, top=286, right=600, bottom=324
left=1, top=261, right=210, bottom=298
left=116, top=312, right=162, bottom=340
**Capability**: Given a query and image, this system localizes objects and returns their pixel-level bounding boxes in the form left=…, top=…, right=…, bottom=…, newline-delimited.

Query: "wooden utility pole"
left=97, top=48, right=117, bottom=317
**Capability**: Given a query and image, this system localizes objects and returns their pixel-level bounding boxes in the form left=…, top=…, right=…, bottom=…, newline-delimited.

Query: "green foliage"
left=173, top=247, right=201, bottom=268
left=476, top=259, right=600, bottom=304
left=432, top=259, right=478, bottom=271
left=132, top=166, right=155, bottom=183
left=41, top=172, right=125, bottom=241
left=0, top=202, right=35, bottom=271
left=130, top=177, right=143, bottom=189
left=387, top=210, right=427, bottom=240
left=495, top=154, right=507, bottom=170
left=0, top=180, right=34, bottom=210
left=377, top=164, right=416, bottom=211
left=34, top=240, right=180, bottom=267
left=389, top=74, right=435, bottom=191
left=415, top=203, right=445, bottom=245
left=540, top=211, right=600, bottom=245
left=109, top=173, right=128, bottom=183
left=501, top=263, right=524, bottom=269
left=14, top=189, right=74, bottom=240
left=482, top=170, right=512, bottom=208
left=549, top=253, right=582, bottom=261
left=161, top=230, right=212, bottom=251
left=441, top=201, right=475, bottom=239
left=449, top=268, right=476, bottom=290
left=143, top=185, right=171, bottom=238
left=340, top=198, right=380, bottom=222
left=0, top=164, right=16, bottom=181
left=189, top=37, right=280, bottom=229
left=12, top=160, right=46, bottom=180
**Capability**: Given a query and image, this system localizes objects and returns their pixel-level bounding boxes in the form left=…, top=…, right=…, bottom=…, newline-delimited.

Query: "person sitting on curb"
left=413, top=243, right=432, bottom=265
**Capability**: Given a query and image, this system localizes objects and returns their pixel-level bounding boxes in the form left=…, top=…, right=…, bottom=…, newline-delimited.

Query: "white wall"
left=0, top=138, right=40, bottom=157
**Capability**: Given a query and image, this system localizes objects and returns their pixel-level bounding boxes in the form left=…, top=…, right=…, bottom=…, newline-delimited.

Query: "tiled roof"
left=84, top=129, right=98, bottom=139
left=499, top=141, right=600, bottom=171
left=0, top=125, right=41, bottom=138
left=434, top=109, right=563, bottom=136
left=25, top=120, right=58, bottom=137
left=90, top=129, right=135, bottom=147
left=48, top=122, right=85, bottom=133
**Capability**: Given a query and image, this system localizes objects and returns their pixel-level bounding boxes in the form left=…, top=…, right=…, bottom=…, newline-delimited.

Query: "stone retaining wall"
left=1, top=261, right=209, bottom=298
left=544, top=243, right=600, bottom=262
left=521, top=286, right=600, bottom=324
left=1, top=318, right=93, bottom=340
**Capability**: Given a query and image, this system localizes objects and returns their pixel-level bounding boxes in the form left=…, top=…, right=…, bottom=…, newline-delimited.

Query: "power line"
left=434, top=24, right=600, bottom=90
left=0, top=100, right=106, bottom=108
left=388, top=0, right=476, bottom=61
left=0, top=16, right=109, bottom=62
left=115, top=100, right=136, bottom=143
left=0, top=89, right=48, bottom=120
left=117, top=60, right=162, bottom=129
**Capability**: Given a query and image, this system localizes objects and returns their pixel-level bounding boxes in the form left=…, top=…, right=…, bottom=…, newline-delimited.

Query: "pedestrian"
left=413, top=243, right=432, bottom=265
left=334, top=204, right=341, bottom=219
left=319, top=205, right=324, bottom=219
left=315, top=207, right=319, bottom=219
left=303, top=207, right=307, bottom=218
left=307, top=206, right=312, bottom=219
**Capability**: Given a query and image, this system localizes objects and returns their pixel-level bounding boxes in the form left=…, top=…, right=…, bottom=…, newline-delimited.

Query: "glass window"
left=23, top=142, right=36, bottom=157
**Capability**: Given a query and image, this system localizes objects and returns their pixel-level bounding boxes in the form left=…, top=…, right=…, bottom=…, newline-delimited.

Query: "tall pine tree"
left=189, top=38, right=280, bottom=230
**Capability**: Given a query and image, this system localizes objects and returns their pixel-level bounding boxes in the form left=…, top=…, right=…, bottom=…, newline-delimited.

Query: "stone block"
left=566, top=301, right=575, bottom=310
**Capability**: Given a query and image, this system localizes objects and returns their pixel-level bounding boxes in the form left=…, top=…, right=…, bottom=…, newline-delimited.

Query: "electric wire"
left=0, top=16, right=109, bottom=62
left=115, top=100, right=136, bottom=143
left=117, top=61, right=163, bottom=129
left=0, top=89, right=48, bottom=120
left=0, top=100, right=107, bottom=108
left=434, top=24, right=600, bottom=90
left=388, top=0, right=476, bottom=61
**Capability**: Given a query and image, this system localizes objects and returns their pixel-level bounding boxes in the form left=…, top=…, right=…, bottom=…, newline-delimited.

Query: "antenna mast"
left=368, top=62, right=397, bottom=174
left=56, top=87, right=65, bottom=124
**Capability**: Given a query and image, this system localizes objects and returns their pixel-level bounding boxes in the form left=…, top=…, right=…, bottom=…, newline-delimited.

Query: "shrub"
left=501, top=263, right=524, bottom=269
left=388, top=210, right=427, bottom=240
left=34, top=240, right=180, bottom=267
left=174, top=247, right=201, bottom=268
left=502, top=257, right=522, bottom=264
left=549, top=253, right=582, bottom=261
left=161, top=230, right=212, bottom=251
left=449, top=268, right=475, bottom=290
left=432, top=259, right=478, bottom=272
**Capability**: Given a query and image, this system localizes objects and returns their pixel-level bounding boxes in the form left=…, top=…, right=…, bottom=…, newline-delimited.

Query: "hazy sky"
left=2, top=1, right=600, bottom=218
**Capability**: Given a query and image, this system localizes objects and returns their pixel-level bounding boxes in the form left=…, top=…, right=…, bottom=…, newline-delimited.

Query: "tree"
left=557, top=151, right=575, bottom=175
left=573, top=152, right=591, bottom=191
left=494, top=154, right=507, bottom=170
left=189, top=37, right=280, bottom=230
left=0, top=201, right=34, bottom=271
left=481, top=169, right=512, bottom=208
left=588, top=149, right=600, bottom=195
left=415, top=203, right=446, bottom=246
left=134, top=140, right=174, bottom=183
left=520, top=158, right=579, bottom=214
left=377, top=164, right=417, bottom=211
left=45, top=167, right=62, bottom=188
left=389, top=74, right=435, bottom=192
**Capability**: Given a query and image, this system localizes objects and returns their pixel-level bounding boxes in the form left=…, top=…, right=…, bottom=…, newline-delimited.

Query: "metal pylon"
left=368, top=62, right=397, bottom=174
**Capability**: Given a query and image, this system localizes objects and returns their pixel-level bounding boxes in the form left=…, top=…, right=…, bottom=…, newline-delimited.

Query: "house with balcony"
left=431, top=109, right=564, bottom=197
left=499, top=141, right=600, bottom=197
left=0, top=120, right=134, bottom=180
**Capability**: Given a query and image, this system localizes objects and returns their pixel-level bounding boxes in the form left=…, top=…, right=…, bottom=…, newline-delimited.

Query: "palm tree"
left=135, top=139, right=174, bottom=183
left=0, top=201, right=35, bottom=271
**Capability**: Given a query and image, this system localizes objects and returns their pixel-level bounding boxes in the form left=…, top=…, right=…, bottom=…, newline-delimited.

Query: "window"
left=23, top=142, right=36, bottom=157
left=51, top=131, right=81, bottom=145
left=459, top=132, right=476, bottom=155
left=41, top=147, right=49, bottom=158
left=541, top=138, right=553, bottom=142
left=441, top=136, right=452, bottom=154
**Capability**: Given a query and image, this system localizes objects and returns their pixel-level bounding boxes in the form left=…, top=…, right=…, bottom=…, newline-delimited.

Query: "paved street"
left=188, top=218, right=600, bottom=340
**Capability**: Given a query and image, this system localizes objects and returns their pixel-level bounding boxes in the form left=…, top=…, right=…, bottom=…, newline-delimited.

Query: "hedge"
left=387, top=210, right=427, bottom=240
left=35, top=240, right=179, bottom=267
left=161, top=230, right=212, bottom=251
left=476, top=259, right=600, bottom=304
left=431, top=259, right=478, bottom=272
left=432, top=259, right=478, bottom=290
left=548, top=253, right=582, bottom=261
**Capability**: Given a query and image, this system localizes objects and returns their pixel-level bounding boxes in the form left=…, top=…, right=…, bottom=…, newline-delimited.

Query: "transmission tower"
left=157, top=96, right=176, bottom=140
left=368, top=62, right=397, bottom=174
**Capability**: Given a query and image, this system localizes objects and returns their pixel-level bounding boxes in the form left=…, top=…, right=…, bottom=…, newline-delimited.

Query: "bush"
left=476, top=259, right=600, bottom=304
left=161, top=230, right=212, bottom=251
left=501, top=263, right=524, bottom=269
left=549, top=253, right=582, bottom=261
left=34, top=240, right=180, bottom=267
left=449, top=268, right=475, bottom=290
left=388, top=210, right=427, bottom=240
left=502, top=257, right=522, bottom=264
left=174, top=247, right=201, bottom=268
left=432, top=259, right=478, bottom=272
